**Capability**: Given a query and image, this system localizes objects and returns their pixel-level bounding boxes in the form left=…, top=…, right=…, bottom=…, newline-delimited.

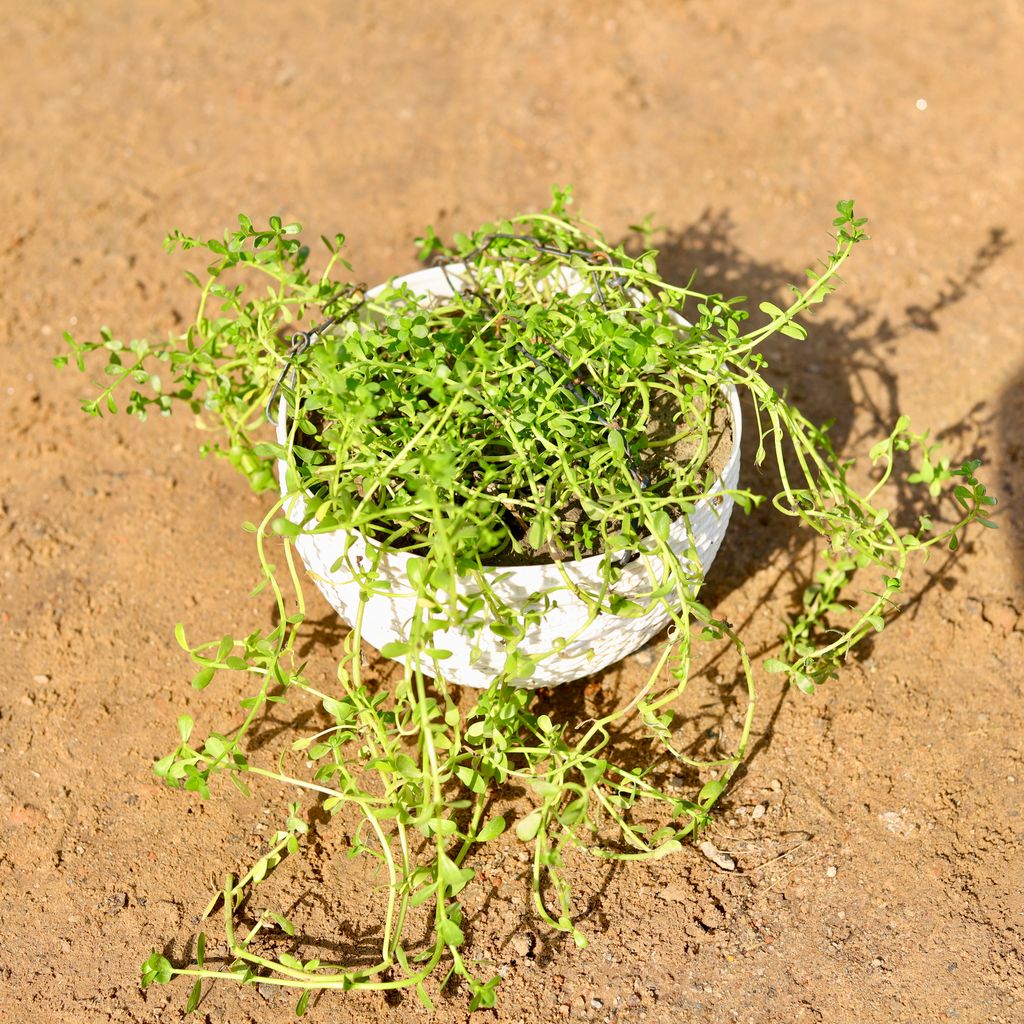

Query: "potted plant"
left=58, top=188, right=994, bottom=1014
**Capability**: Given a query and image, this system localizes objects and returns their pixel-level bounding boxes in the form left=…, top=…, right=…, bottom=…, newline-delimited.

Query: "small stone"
left=32, top=674, right=50, bottom=684
left=879, top=810, right=914, bottom=836
left=769, top=779, right=782, bottom=792
left=633, top=644, right=657, bottom=667
left=657, top=883, right=690, bottom=903
left=274, top=64, right=297, bottom=87
left=699, top=840, right=736, bottom=871
left=591, top=998, right=604, bottom=1009
left=751, top=804, right=766, bottom=820
left=257, top=982, right=277, bottom=1001
left=106, top=892, right=128, bottom=912
left=826, top=866, right=837, bottom=878
left=10, top=804, right=47, bottom=827
left=983, top=601, right=1019, bottom=634
left=511, top=932, right=534, bottom=958
left=698, top=905, right=722, bottom=930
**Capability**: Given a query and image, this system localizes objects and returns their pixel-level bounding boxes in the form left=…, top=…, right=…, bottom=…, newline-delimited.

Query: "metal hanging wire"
left=265, top=286, right=365, bottom=426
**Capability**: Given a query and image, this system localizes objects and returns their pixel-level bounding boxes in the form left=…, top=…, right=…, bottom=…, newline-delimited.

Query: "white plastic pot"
left=278, top=265, right=741, bottom=688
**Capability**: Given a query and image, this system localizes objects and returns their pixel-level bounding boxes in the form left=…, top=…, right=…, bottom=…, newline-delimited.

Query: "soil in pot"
left=487, top=391, right=734, bottom=565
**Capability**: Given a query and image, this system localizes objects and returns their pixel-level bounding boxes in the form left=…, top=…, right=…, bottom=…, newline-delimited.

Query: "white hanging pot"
left=277, top=265, right=742, bottom=688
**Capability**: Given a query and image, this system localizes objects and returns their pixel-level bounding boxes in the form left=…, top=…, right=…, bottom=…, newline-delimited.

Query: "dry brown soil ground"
left=2, top=3, right=1023, bottom=1023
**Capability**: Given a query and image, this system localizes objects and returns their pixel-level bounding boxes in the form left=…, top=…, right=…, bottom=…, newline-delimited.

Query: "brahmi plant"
left=59, top=188, right=993, bottom=1013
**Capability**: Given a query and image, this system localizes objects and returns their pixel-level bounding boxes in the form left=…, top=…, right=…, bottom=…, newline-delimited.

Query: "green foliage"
left=61, top=194, right=993, bottom=1012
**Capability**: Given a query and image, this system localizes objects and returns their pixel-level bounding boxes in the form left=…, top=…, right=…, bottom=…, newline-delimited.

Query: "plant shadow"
left=996, top=360, right=1024, bottom=599
left=650, top=212, right=1009, bottom=607
left=535, top=212, right=1010, bottom=789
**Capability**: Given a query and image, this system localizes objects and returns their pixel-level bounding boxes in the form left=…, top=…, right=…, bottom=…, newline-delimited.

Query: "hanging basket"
left=277, top=264, right=742, bottom=687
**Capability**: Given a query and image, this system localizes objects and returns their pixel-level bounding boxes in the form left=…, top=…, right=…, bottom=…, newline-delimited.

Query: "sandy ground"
left=2, top=2, right=1023, bottom=1022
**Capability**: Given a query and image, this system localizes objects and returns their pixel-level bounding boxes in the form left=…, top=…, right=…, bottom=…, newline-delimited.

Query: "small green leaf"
left=792, top=672, right=816, bottom=694
left=488, top=622, right=521, bottom=640
left=185, top=978, right=201, bottom=1014
left=469, top=975, right=502, bottom=1011
left=869, top=438, right=890, bottom=463
left=527, top=518, right=546, bottom=550
left=270, top=911, right=296, bottom=936
left=203, top=733, right=231, bottom=759
left=174, top=623, right=189, bottom=650
left=438, top=917, right=465, bottom=946
left=649, top=509, right=671, bottom=542
left=191, top=667, right=216, bottom=690
left=140, top=952, right=173, bottom=989
left=409, top=882, right=437, bottom=907
left=698, top=777, right=727, bottom=806
left=415, top=982, right=435, bottom=1011
left=271, top=517, right=301, bottom=538
left=476, top=815, right=506, bottom=842
left=406, top=557, right=426, bottom=589
left=515, top=807, right=543, bottom=841
left=439, top=855, right=475, bottom=896
left=229, top=772, right=250, bottom=798
left=650, top=839, right=683, bottom=859
left=455, top=765, right=487, bottom=794
left=779, top=321, right=807, bottom=340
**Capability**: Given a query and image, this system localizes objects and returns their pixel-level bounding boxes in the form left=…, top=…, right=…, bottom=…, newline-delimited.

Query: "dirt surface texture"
left=2, top=3, right=1023, bottom=1023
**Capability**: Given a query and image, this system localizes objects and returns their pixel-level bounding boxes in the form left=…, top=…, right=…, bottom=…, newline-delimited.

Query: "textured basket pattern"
left=278, top=266, right=742, bottom=688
